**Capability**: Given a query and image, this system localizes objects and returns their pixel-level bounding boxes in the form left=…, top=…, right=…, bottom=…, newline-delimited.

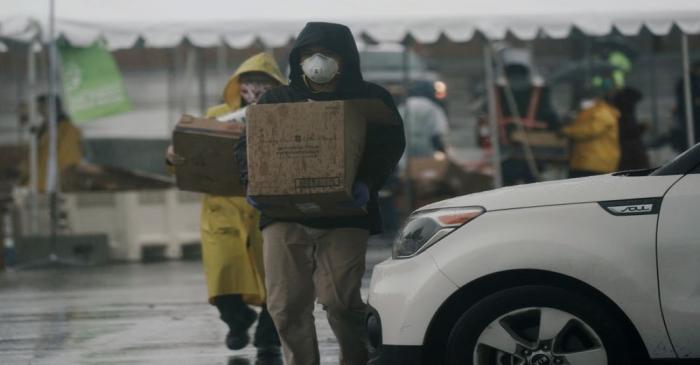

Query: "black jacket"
left=613, top=87, right=649, bottom=170
left=235, top=22, right=405, bottom=234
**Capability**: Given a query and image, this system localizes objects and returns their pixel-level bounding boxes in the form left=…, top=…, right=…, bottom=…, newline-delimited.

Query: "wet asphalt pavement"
left=0, top=239, right=393, bottom=365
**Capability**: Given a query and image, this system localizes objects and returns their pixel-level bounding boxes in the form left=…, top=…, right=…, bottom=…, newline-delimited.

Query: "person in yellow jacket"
left=19, top=94, right=82, bottom=192
left=166, top=53, right=286, bottom=355
left=562, top=96, right=621, bottom=178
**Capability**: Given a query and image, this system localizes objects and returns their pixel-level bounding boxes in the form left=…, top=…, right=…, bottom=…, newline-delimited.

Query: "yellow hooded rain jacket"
left=20, top=119, right=82, bottom=192
left=200, top=53, right=286, bottom=305
left=562, top=99, right=621, bottom=174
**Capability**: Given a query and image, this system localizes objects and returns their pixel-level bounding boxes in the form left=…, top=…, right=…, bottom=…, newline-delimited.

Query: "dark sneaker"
left=253, top=305, right=281, bottom=348
left=225, top=306, right=257, bottom=350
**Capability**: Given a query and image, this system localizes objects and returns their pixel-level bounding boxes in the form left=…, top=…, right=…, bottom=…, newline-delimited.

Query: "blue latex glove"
left=246, top=190, right=269, bottom=211
left=340, top=181, right=369, bottom=208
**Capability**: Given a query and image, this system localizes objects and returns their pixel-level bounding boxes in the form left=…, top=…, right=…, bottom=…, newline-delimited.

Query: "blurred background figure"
left=399, top=80, right=450, bottom=158
left=18, top=94, right=83, bottom=192
left=591, top=36, right=636, bottom=90
left=561, top=76, right=621, bottom=178
left=490, top=47, right=560, bottom=186
left=612, top=87, right=650, bottom=171
left=671, top=60, right=700, bottom=152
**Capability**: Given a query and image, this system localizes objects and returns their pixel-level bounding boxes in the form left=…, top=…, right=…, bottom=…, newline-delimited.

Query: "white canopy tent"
left=2, top=0, right=700, bottom=48
left=1, top=0, right=698, bottom=238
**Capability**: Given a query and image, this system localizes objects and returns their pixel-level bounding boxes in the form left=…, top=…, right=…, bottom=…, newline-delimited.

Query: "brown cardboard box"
left=407, top=157, right=450, bottom=198
left=509, top=129, right=569, bottom=162
left=510, top=129, right=567, bottom=148
left=246, top=99, right=399, bottom=218
left=443, top=161, right=493, bottom=195
left=172, top=114, right=246, bottom=196
left=407, top=157, right=493, bottom=201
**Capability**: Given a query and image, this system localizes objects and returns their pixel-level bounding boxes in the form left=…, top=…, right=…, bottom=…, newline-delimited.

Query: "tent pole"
left=402, top=42, right=414, bottom=210
left=167, top=47, right=176, bottom=130
left=47, top=0, right=58, bottom=196
left=681, top=33, right=696, bottom=148
left=46, top=0, right=60, bottom=263
left=217, top=40, right=227, bottom=93
left=27, top=38, right=39, bottom=235
left=180, top=43, right=197, bottom=116
left=649, top=36, right=660, bottom=134
left=197, top=47, right=206, bottom=116
left=483, top=41, right=503, bottom=188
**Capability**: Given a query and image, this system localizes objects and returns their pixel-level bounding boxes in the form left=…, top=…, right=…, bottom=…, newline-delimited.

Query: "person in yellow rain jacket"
left=19, top=94, right=82, bottom=192
left=166, top=53, right=286, bottom=355
left=562, top=96, right=621, bottom=178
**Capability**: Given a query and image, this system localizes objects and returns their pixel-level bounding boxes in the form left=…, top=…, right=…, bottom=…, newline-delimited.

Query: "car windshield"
left=651, top=143, right=700, bottom=176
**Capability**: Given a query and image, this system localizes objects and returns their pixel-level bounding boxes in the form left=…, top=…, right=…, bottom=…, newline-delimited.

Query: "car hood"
left=419, top=173, right=682, bottom=212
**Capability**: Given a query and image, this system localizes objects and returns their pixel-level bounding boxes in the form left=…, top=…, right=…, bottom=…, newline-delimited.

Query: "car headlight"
left=392, top=206, right=485, bottom=259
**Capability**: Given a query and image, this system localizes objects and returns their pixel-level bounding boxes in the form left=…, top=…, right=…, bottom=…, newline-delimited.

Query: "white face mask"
left=301, top=53, right=339, bottom=84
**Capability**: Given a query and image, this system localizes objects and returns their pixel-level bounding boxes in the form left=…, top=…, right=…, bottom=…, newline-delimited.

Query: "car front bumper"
left=367, top=253, right=458, bottom=362
left=366, top=303, right=423, bottom=364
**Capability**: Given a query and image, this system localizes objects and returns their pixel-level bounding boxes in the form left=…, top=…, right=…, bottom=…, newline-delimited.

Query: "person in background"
left=19, top=94, right=82, bottom=192
left=592, top=37, right=634, bottom=90
left=166, top=53, right=285, bottom=359
left=236, top=22, right=405, bottom=365
left=672, top=60, right=700, bottom=151
left=561, top=80, right=621, bottom=178
left=494, top=61, right=559, bottom=186
left=400, top=81, right=449, bottom=158
left=612, top=87, right=650, bottom=171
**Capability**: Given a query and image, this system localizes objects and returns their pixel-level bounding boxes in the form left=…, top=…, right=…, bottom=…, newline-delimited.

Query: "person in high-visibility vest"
left=19, top=94, right=82, bottom=192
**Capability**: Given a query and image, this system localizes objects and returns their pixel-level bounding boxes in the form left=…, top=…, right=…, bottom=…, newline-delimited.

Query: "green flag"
left=59, top=41, right=131, bottom=123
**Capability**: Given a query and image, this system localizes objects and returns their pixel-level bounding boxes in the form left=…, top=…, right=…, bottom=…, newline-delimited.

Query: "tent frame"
left=5, top=15, right=698, bottom=221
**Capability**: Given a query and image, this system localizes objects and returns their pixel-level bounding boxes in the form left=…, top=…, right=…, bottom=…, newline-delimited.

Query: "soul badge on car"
left=599, top=197, right=663, bottom=216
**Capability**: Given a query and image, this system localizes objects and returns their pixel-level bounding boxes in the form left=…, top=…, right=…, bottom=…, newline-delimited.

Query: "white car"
left=367, top=143, right=700, bottom=365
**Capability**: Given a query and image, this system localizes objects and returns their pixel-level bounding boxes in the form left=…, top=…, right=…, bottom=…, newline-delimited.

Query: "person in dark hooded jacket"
left=612, top=87, right=650, bottom=170
left=235, top=22, right=405, bottom=365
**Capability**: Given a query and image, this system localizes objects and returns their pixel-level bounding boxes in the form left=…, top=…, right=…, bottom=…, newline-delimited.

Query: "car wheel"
left=447, top=285, right=633, bottom=365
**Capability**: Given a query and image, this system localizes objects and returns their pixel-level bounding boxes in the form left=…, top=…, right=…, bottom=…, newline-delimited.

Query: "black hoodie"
left=235, top=22, right=406, bottom=234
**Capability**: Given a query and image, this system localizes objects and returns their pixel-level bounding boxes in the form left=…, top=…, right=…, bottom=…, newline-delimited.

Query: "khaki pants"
left=262, top=222, right=370, bottom=365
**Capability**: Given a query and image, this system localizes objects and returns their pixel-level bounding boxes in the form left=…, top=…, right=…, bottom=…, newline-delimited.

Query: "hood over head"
left=288, top=22, right=365, bottom=99
left=612, top=87, right=642, bottom=112
left=408, top=81, right=437, bottom=101
left=222, top=52, right=287, bottom=110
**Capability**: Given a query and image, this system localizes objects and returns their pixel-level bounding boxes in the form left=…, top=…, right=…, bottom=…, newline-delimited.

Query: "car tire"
left=446, top=285, right=633, bottom=365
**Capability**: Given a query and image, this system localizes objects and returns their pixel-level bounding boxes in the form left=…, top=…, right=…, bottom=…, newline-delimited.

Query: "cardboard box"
left=509, top=130, right=569, bottom=162
left=443, top=161, right=493, bottom=195
left=510, top=129, right=567, bottom=148
left=246, top=99, right=399, bottom=218
left=407, top=157, right=450, bottom=198
left=407, top=157, right=493, bottom=200
left=172, top=114, right=246, bottom=196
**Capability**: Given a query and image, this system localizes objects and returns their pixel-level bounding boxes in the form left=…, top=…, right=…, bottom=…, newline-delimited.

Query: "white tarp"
left=2, top=0, right=700, bottom=49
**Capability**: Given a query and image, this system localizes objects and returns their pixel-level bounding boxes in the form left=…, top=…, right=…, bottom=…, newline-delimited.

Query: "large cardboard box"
left=172, top=114, right=246, bottom=196
left=246, top=99, right=398, bottom=218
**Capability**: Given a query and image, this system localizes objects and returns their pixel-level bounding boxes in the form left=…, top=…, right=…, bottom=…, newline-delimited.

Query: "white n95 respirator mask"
left=301, top=53, right=339, bottom=84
